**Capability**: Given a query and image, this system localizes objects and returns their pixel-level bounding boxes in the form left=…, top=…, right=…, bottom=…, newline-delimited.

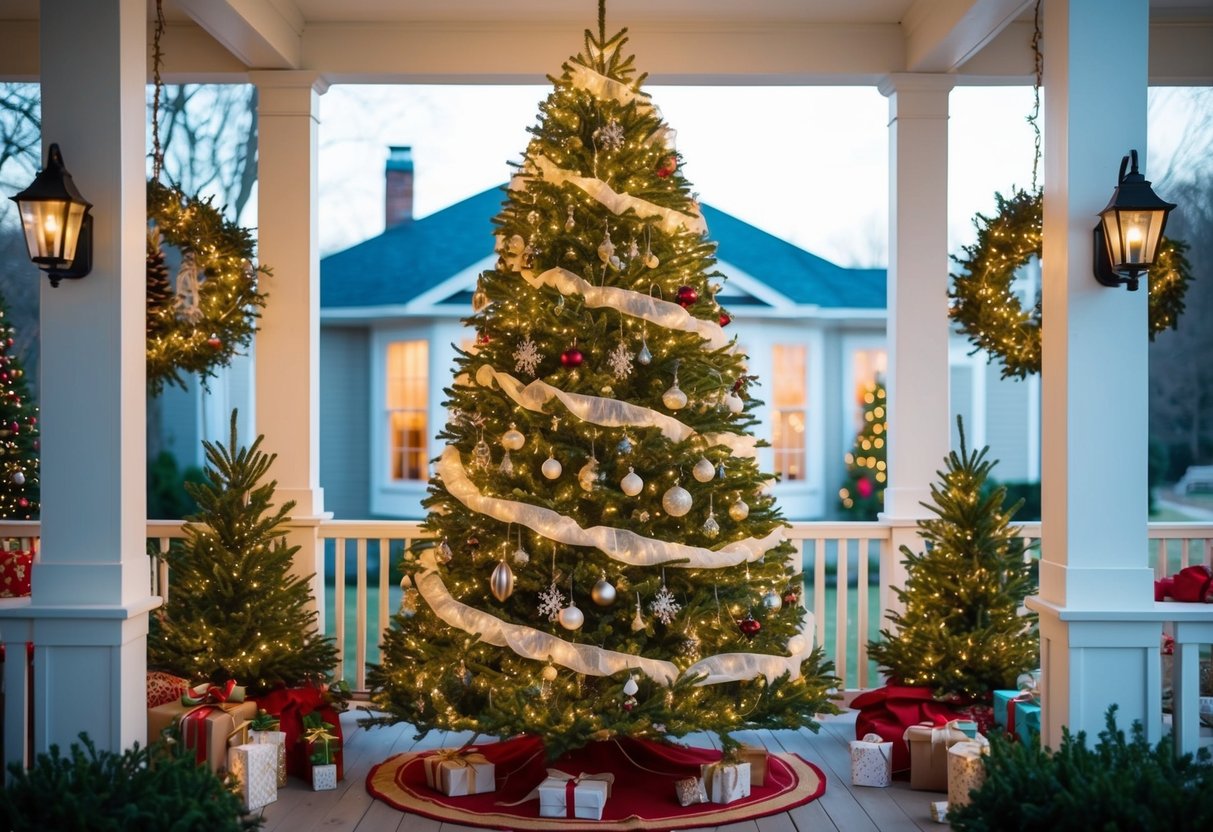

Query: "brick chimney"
left=385, top=145, right=414, bottom=229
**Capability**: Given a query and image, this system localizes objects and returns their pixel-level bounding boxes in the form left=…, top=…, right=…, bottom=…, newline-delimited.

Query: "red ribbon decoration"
left=565, top=778, right=577, bottom=818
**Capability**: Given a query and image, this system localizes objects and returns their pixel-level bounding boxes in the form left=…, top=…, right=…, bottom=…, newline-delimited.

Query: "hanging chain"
left=1028, top=0, right=1043, bottom=193
left=151, top=0, right=167, bottom=181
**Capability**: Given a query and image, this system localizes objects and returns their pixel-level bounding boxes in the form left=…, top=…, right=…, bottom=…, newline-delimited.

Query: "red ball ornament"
left=560, top=348, right=585, bottom=368
left=9, top=423, right=17, bottom=434
left=18, top=498, right=28, bottom=508
left=477, top=332, right=492, bottom=345
left=856, top=476, right=874, bottom=499
left=622, top=698, right=636, bottom=712
left=207, top=334, right=222, bottom=349
left=718, top=311, right=732, bottom=327
left=466, top=536, right=480, bottom=549
left=675, top=285, right=699, bottom=308
left=783, top=591, right=800, bottom=607
left=737, top=614, right=762, bottom=639
left=655, top=155, right=678, bottom=178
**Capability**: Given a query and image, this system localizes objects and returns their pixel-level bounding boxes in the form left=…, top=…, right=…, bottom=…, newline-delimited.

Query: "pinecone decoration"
left=146, top=227, right=174, bottom=338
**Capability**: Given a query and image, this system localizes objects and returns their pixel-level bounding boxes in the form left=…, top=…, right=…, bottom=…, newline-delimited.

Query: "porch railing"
left=3, top=518, right=1211, bottom=697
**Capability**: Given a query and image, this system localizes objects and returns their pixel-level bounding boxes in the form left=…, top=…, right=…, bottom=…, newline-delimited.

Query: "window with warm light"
left=771, top=344, right=807, bottom=481
left=386, top=340, right=428, bottom=481
left=851, top=348, right=888, bottom=430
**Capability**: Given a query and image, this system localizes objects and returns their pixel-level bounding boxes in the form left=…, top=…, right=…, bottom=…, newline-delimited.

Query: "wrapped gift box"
left=946, top=738, right=989, bottom=809
left=251, top=729, right=287, bottom=787
left=1014, top=699, right=1041, bottom=745
left=929, top=801, right=949, bottom=823
left=700, top=761, right=751, bottom=804
left=903, top=722, right=968, bottom=791
left=146, top=671, right=189, bottom=709
left=228, top=742, right=277, bottom=811
left=312, top=763, right=338, bottom=791
left=0, top=549, right=32, bottom=598
left=258, top=685, right=345, bottom=782
left=738, top=744, right=768, bottom=786
left=148, top=698, right=257, bottom=773
left=850, top=733, right=893, bottom=787
left=674, top=776, right=708, bottom=806
left=537, top=773, right=612, bottom=820
left=423, top=750, right=495, bottom=796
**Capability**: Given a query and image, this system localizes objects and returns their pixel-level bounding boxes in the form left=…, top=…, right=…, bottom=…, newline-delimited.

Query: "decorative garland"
left=948, top=188, right=1192, bottom=379
left=146, top=179, right=268, bottom=395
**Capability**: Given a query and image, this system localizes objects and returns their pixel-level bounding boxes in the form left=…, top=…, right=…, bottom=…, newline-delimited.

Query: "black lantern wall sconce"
left=1094, top=149, right=1175, bottom=292
left=10, top=143, right=93, bottom=287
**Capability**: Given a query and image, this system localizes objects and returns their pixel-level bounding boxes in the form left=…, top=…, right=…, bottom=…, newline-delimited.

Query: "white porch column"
left=875, top=74, right=955, bottom=623
left=250, top=71, right=331, bottom=633
left=0, top=0, right=157, bottom=765
left=1026, top=0, right=1162, bottom=749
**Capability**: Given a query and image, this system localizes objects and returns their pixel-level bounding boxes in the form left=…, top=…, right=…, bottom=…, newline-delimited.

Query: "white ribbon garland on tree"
left=474, top=365, right=757, bottom=458
left=413, top=545, right=817, bottom=686
left=564, top=61, right=675, bottom=149
left=526, top=154, right=706, bottom=236
left=437, top=445, right=778, bottom=568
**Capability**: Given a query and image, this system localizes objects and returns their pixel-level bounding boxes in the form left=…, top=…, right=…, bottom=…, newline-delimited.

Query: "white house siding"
left=320, top=326, right=371, bottom=518
left=983, top=361, right=1034, bottom=482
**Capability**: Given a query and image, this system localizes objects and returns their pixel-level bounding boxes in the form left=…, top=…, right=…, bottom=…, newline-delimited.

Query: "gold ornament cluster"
left=949, top=188, right=1192, bottom=379
left=146, top=179, right=269, bottom=395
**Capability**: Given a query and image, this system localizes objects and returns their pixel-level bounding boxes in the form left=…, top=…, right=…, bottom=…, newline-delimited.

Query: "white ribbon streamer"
left=437, top=445, right=778, bottom=568
left=531, top=154, right=707, bottom=236
left=522, top=267, right=731, bottom=351
left=474, top=365, right=757, bottom=458
left=567, top=63, right=654, bottom=115
left=413, top=546, right=817, bottom=686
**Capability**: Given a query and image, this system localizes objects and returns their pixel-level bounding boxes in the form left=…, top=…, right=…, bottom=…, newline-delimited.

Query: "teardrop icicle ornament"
left=630, top=592, right=646, bottom=632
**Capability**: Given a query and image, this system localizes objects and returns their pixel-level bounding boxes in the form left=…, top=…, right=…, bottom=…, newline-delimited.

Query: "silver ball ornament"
left=490, top=560, right=515, bottom=602
left=541, top=664, right=559, bottom=682
left=729, top=500, right=750, bottom=521
left=558, top=602, right=584, bottom=631
left=11, top=471, right=24, bottom=486
left=662, top=484, right=693, bottom=517
left=591, top=575, right=617, bottom=606
left=501, top=425, right=525, bottom=450
left=692, top=457, right=715, bottom=483
left=762, top=589, right=783, bottom=611
left=662, top=382, right=688, bottom=411
left=541, top=456, right=563, bottom=480
left=724, top=393, right=744, bottom=414
left=620, top=467, right=644, bottom=497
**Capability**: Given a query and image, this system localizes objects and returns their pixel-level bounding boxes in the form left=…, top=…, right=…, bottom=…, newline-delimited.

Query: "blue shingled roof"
left=321, top=187, right=886, bottom=310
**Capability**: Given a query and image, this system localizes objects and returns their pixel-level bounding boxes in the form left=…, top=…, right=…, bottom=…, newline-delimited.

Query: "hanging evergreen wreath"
left=146, top=179, right=268, bottom=395
left=948, top=188, right=1192, bottom=380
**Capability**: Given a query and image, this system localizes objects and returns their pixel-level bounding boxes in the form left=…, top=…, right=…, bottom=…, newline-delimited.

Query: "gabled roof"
left=321, top=187, right=886, bottom=310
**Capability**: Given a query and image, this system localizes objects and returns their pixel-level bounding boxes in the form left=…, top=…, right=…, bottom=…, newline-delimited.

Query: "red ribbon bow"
left=182, top=678, right=236, bottom=706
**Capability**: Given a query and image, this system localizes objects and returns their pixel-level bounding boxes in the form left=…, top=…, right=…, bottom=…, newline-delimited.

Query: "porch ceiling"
left=0, top=0, right=1210, bottom=84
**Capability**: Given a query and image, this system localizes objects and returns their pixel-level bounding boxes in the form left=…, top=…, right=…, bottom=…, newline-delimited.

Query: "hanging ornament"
left=650, top=573, right=681, bottom=625
left=578, top=455, right=600, bottom=492
left=681, top=633, right=701, bottom=661
left=617, top=434, right=634, bottom=455
left=436, top=538, right=454, bottom=565
left=783, top=589, right=800, bottom=607
left=702, top=496, right=720, bottom=539
left=538, top=580, right=566, bottom=621
left=592, top=572, right=617, bottom=606
left=655, top=155, right=678, bottom=178
left=490, top=559, right=515, bottom=602
left=467, top=536, right=481, bottom=553
left=620, top=466, right=644, bottom=497
left=541, top=664, right=559, bottom=683
left=645, top=250, right=660, bottom=269
left=558, top=600, right=584, bottom=631
left=622, top=676, right=639, bottom=697
left=541, top=452, right=563, bottom=480
left=737, top=613, right=762, bottom=639
left=724, top=392, right=744, bottom=414
left=501, top=424, right=525, bottom=451
left=718, top=311, right=732, bottom=327
left=692, top=457, right=715, bottom=483
left=565, top=205, right=576, bottom=231
left=499, top=450, right=514, bottom=475
left=662, top=482, right=692, bottom=517
left=597, top=230, right=616, bottom=266
left=560, top=346, right=585, bottom=368
left=627, top=237, right=640, bottom=259
left=662, top=367, right=688, bottom=410
left=636, top=336, right=653, bottom=366
left=607, top=339, right=634, bottom=380
left=729, top=500, right=750, bottom=521
left=631, top=592, right=646, bottom=632
left=762, top=588, right=783, bottom=611
left=513, top=334, right=544, bottom=377
left=472, top=285, right=491, bottom=312
left=471, top=434, right=492, bottom=471
left=512, top=534, right=531, bottom=567
left=11, top=471, right=24, bottom=486
left=675, top=285, right=699, bottom=308
left=206, top=333, right=222, bottom=350
left=399, top=586, right=419, bottom=617
left=716, top=461, right=727, bottom=480
left=595, top=118, right=625, bottom=151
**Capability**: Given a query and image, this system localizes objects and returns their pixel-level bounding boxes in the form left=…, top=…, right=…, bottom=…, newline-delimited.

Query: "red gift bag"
left=259, top=684, right=344, bottom=782
left=0, top=549, right=33, bottom=597
left=851, top=685, right=963, bottom=773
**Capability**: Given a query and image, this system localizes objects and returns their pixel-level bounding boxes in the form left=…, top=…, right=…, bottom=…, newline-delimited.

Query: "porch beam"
left=175, top=0, right=301, bottom=70
left=903, top=0, right=1034, bottom=73
left=251, top=70, right=330, bottom=633
left=1027, top=0, right=1162, bottom=749
left=875, top=73, right=955, bottom=624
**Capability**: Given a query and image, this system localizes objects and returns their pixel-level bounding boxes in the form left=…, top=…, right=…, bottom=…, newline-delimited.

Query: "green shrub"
left=950, top=707, right=1213, bottom=831
left=0, top=734, right=263, bottom=832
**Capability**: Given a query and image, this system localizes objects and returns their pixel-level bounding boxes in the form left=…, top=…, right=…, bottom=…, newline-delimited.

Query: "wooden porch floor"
left=258, top=708, right=942, bottom=832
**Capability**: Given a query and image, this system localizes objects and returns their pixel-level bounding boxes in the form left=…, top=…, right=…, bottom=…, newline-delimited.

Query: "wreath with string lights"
left=948, top=188, right=1192, bottom=380
left=145, top=179, right=268, bottom=395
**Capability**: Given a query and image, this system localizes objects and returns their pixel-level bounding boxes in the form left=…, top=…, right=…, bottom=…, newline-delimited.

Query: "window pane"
left=386, top=341, right=428, bottom=481
left=771, top=344, right=807, bottom=481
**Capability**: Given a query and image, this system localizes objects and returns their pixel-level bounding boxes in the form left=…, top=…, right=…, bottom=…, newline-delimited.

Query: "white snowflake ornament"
left=595, top=118, right=625, bottom=151
left=538, top=581, right=566, bottom=622
left=607, top=340, right=634, bottom=380
left=513, top=334, right=544, bottom=377
left=650, top=581, right=681, bottom=625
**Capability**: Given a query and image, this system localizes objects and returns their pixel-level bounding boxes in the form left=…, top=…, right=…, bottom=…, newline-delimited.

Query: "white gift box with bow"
left=700, top=761, right=751, bottom=804
left=537, top=771, right=614, bottom=820
left=850, top=732, right=893, bottom=787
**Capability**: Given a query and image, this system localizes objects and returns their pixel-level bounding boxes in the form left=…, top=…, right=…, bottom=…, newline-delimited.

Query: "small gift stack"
left=850, top=732, right=893, bottom=787
left=946, top=734, right=991, bottom=809
left=258, top=683, right=346, bottom=782
left=537, top=771, right=613, bottom=820
left=249, top=709, right=287, bottom=787
left=302, top=712, right=341, bottom=791
left=226, top=721, right=278, bottom=812
left=700, top=758, right=751, bottom=804
left=902, top=718, right=974, bottom=791
left=0, top=547, right=32, bottom=598
left=993, top=681, right=1041, bottom=745
left=422, top=747, right=496, bottom=796
left=147, top=679, right=257, bottom=773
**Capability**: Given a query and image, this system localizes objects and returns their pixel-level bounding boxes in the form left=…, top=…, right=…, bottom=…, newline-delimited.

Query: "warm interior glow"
left=387, top=340, right=428, bottom=480
left=771, top=344, right=807, bottom=481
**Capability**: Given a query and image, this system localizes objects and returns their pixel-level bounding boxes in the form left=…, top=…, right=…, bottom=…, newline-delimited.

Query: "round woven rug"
left=365, top=735, right=826, bottom=831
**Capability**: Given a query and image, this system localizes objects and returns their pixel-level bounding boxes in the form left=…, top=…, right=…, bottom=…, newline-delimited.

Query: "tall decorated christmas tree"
left=838, top=378, right=886, bottom=520
left=148, top=412, right=337, bottom=694
left=867, top=418, right=1037, bottom=699
left=0, top=296, right=39, bottom=520
left=369, top=12, right=838, bottom=759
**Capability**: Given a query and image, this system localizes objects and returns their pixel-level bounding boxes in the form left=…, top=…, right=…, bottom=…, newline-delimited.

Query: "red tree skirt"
left=366, top=734, right=826, bottom=831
